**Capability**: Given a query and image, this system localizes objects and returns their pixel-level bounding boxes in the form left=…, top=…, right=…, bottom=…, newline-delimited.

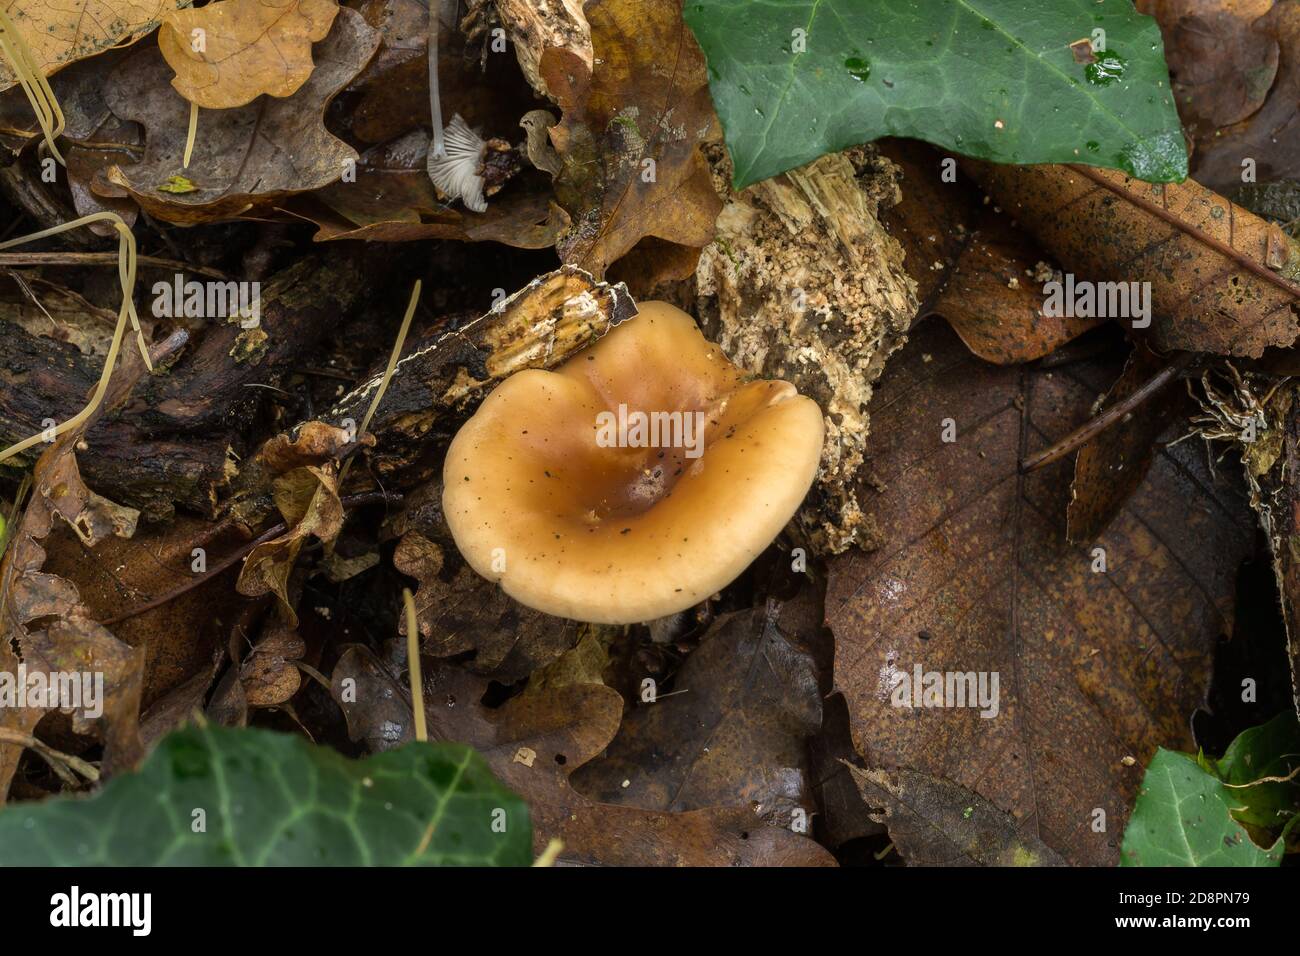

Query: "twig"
left=532, top=839, right=564, bottom=867
left=0, top=251, right=231, bottom=279
left=338, top=280, right=422, bottom=487
left=0, top=728, right=100, bottom=783
left=1019, top=352, right=1194, bottom=473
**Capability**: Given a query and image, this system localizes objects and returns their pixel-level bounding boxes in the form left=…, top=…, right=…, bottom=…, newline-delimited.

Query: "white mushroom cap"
left=427, top=114, right=487, bottom=212
left=442, top=301, right=825, bottom=624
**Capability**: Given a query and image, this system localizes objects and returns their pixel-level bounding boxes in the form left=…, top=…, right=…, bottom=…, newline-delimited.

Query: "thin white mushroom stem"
left=0, top=8, right=66, bottom=165
left=428, top=0, right=446, bottom=159
left=0, top=212, right=151, bottom=464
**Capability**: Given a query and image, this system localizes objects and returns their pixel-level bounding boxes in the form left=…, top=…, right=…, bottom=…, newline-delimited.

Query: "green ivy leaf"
left=1215, top=711, right=1300, bottom=833
left=0, top=725, right=531, bottom=866
left=684, top=0, right=1188, bottom=188
left=1120, top=749, right=1283, bottom=867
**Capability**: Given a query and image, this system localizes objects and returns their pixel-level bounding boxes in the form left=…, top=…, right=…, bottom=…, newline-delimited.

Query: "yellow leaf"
left=157, top=174, right=198, bottom=194
left=159, top=0, right=340, bottom=110
left=0, top=1, right=187, bottom=92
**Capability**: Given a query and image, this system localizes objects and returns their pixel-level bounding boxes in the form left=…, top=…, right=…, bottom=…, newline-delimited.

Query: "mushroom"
left=427, top=114, right=489, bottom=212
left=442, top=301, right=825, bottom=624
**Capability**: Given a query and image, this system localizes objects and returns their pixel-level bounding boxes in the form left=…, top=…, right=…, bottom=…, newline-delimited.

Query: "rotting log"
left=0, top=250, right=378, bottom=519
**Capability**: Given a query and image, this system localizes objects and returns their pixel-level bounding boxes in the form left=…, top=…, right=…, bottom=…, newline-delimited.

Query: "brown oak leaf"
left=159, top=0, right=341, bottom=109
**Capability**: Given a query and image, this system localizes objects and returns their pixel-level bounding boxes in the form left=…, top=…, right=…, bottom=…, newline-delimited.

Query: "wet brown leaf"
left=569, top=599, right=822, bottom=827
left=968, top=161, right=1300, bottom=358
left=879, top=140, right=1100, bottom=365
left=1184, top=1, right=1300, bottom=191
left=540, top=0, right=721, bottom=278
left=826, top=319, right=1252, bottom=865
left=331, top=644, right=835, bottom=865
left=1066, top=342, right=1189, bottom=544
left=1138, top=1, right=1279, bottom=135
left=103, top=7, right=380, bottom=224
left=848, top=764, right=1067, bottom=866
left=159, top=0, right=341, bottom=109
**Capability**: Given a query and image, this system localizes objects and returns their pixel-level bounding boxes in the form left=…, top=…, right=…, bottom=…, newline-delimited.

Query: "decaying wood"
left=694, top=145, right=918, bottom=554
left=464, top=0, right=593, bottom=100
left=326, top=265, right=635, bottom=486
left=0, top=251, right=374, bottom=518
left=1232, top=377, right=1300, bottom=721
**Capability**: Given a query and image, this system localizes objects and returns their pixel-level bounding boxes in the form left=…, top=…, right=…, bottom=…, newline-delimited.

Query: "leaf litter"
left=0, top=0, right=1295, bottom=871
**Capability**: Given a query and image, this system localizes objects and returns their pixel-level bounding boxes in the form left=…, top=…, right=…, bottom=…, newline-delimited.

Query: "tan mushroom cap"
left=442, top=301, right=825, bottom=624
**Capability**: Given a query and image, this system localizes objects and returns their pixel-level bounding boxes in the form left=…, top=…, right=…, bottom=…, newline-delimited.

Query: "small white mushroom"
left=427, top=114, right=488, bottom=213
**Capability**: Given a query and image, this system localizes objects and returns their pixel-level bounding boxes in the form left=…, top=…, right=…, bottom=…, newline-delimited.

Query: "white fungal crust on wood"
left=695, top=144, right=918, bottom=554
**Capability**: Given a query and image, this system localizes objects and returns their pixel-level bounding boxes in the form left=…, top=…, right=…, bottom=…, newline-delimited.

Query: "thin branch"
left=1020, top=352, right=1194, bottom=473
left=0, top=251, right=231, bottom=279
left=0, top=727, right=100, bottom=783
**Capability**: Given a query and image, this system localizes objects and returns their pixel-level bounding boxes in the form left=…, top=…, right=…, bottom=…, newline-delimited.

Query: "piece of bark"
left=1241, top=381, right=1300, bottom=720
left=467, top=0, right=593, bottom=101
left=326, top=264, right=636, bottom=486
left=695, top=145, right=917, bottom=554
left=0, top=251, right=375, bottom=518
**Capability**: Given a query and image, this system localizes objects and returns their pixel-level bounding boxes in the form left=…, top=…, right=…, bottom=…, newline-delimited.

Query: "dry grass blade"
left=0, top=8, right=65, bottom=163
left=0, top=213, right=151, bottom=464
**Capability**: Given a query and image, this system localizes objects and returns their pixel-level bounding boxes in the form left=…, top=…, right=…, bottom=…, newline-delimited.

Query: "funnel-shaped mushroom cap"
left=442, top=301, right=825, bottom=624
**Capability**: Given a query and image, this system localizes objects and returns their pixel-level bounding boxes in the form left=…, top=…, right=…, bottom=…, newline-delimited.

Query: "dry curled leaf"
left=541, top=0, right=721, bottom=279
left=159, top=0, right=341, bottom=109
left=0, top=1, right=186, bottom=92
left=236, top=463, right=343, bottom=624
left=0, top=328, right=163, bottom=797
left=967, top=161, right=1300, bottom=358
left=104, top=6, right=379, bottom=224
